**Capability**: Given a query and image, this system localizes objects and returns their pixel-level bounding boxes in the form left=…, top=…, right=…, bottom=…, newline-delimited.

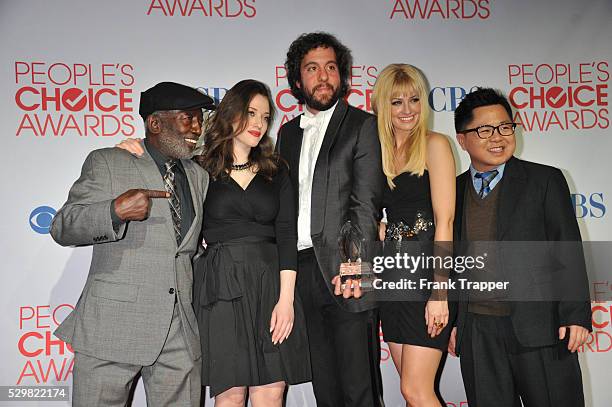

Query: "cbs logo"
left=429, top=86, right=479, bottom=112
left=29, top=206, right=56, bottom=234
left=572, top=193, right=605, bottom=219
left=197, top=87, right=228, bottom=105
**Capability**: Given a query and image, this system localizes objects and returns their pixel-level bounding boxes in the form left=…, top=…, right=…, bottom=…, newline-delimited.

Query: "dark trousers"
left=460, top=313, right=585, bottom=407
left=297, top=248, right=376, bottom=407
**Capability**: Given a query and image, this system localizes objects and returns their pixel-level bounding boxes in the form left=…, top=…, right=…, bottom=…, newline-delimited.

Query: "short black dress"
left=378, top=171, right=455, bottom=350
left=193, top=167, right=311, bottom=396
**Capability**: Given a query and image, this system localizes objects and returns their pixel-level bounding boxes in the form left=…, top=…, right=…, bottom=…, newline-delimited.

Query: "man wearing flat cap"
left=51, top=82, right=215, bottom=406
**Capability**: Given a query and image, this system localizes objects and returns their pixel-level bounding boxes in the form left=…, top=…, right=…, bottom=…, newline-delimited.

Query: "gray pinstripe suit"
left=51, top=146, right=208, bottom=406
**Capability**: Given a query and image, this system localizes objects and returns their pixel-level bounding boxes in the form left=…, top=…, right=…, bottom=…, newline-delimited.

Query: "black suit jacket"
left=276, top=100, right=384, bottom=312
left=454, top=156, right=592, bottom=352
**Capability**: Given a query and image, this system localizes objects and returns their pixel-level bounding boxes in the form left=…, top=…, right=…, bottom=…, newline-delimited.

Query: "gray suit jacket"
left=51, top=146, right=208, bottom=365
left=277, top=100, right=384, bottom=312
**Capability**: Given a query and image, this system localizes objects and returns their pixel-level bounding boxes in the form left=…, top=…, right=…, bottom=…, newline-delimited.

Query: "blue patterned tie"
left=474, top=170, right=499, bottom=199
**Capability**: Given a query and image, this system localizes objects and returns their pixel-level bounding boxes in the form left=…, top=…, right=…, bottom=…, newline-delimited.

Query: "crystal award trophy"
left=338, top=220, right=373, bottom=291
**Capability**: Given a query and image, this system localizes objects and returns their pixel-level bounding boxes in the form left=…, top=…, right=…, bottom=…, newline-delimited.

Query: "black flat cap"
left=139, top=82, right=216, bottom=120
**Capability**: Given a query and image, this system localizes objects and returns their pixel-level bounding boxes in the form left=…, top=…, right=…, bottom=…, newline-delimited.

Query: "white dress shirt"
left=297, top=101, right=338, bottom=250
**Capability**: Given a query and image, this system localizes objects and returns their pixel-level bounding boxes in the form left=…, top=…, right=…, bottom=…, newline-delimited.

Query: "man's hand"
left=114, top=189, right=169, bottom=221
left=378, top=222, right=386, bottom=241
left=332, top=275, right=362, bottom=299
left=559, top=325, right=589, bottom=353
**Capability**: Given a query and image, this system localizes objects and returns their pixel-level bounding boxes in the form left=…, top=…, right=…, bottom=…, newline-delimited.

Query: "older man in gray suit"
left=51, top=82, right=215, bottom=406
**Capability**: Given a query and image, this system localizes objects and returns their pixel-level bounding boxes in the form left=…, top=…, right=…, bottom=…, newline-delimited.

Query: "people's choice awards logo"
left=584, top=284, right=612, bottom=354
left=29, top=206, right=57, bottom=234
left=17, top=305, right=75, bottom=384
left=14, top=61, right=137, bottom=138
left=508, top=62, right=609, bottom=132
left=390, top=0, right=491, bottom=20
left=146, top=0, right=256, bottom=18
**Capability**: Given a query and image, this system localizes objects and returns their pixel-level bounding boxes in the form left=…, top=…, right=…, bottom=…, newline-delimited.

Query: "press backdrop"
left=1, top=1, right=611, bottom=406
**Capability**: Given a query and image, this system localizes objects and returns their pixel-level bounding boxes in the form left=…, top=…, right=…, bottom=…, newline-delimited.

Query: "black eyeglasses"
left=462, top=122, right=517, bottom=139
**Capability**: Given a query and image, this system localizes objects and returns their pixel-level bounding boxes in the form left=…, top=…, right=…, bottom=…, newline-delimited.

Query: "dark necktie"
left=164, top=160, right=182, bottom=244
left=474, top=169, right=499, bottom=199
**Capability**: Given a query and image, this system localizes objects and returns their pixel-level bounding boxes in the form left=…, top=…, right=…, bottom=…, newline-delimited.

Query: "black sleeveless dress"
left=193, top=167, right=311, bottom=396
left=378, top=170, right=454, bottom=350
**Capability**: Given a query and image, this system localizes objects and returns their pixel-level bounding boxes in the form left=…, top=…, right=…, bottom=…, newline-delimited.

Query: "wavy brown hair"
left=195, top=79, right=279, bottom=180
left=285, top=32, right=352, bottom=104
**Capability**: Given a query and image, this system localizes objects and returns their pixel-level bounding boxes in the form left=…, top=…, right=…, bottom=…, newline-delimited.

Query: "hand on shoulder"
left=115, top=138, right=145, bottom=156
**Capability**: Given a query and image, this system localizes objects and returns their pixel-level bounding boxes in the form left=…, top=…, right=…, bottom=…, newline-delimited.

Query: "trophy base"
left=339, top=262, right=374, bottom=292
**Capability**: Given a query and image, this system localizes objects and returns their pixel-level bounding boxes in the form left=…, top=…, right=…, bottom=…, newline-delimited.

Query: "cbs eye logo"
left=29, top=206, right=57, bottom=234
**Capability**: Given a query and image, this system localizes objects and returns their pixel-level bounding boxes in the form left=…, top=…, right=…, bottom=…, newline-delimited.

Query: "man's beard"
left=157, top=128, right=193, bottom=159
left=303, top=83, right=342, bottom=111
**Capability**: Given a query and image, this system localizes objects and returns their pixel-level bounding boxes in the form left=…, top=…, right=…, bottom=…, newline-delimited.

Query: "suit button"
left=169, top=288, right=175, bottom=294
left=175, top=253, right=179, bottom=259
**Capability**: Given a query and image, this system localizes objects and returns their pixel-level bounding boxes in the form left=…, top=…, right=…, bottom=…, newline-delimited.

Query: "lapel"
left=455, top=170, right=470, bottom=241
left=131, top=145, right=177, bottom=248
left=283, top=119, right=303, bottom=194
left=496, top=156, right=527, bottom=240
left=311, top=100, right=348, bottom=235
left=178, top=160, right=201, bottom=251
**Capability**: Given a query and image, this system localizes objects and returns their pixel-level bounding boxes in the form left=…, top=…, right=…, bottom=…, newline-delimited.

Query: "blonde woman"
left=372, top=64, right=456, bottom=406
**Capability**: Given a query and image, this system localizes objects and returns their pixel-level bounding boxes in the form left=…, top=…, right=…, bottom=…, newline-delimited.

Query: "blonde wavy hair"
left=371, top=64, right=430, bottom=189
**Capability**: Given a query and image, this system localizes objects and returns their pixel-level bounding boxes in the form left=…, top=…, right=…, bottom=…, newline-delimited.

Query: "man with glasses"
left=447, top=87, right=591, bottom=406
left=51, top=82, right=215, bottom=406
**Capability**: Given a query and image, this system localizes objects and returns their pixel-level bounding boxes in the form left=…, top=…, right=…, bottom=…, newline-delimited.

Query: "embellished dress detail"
left=379, top=171, right=454, bottom=350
